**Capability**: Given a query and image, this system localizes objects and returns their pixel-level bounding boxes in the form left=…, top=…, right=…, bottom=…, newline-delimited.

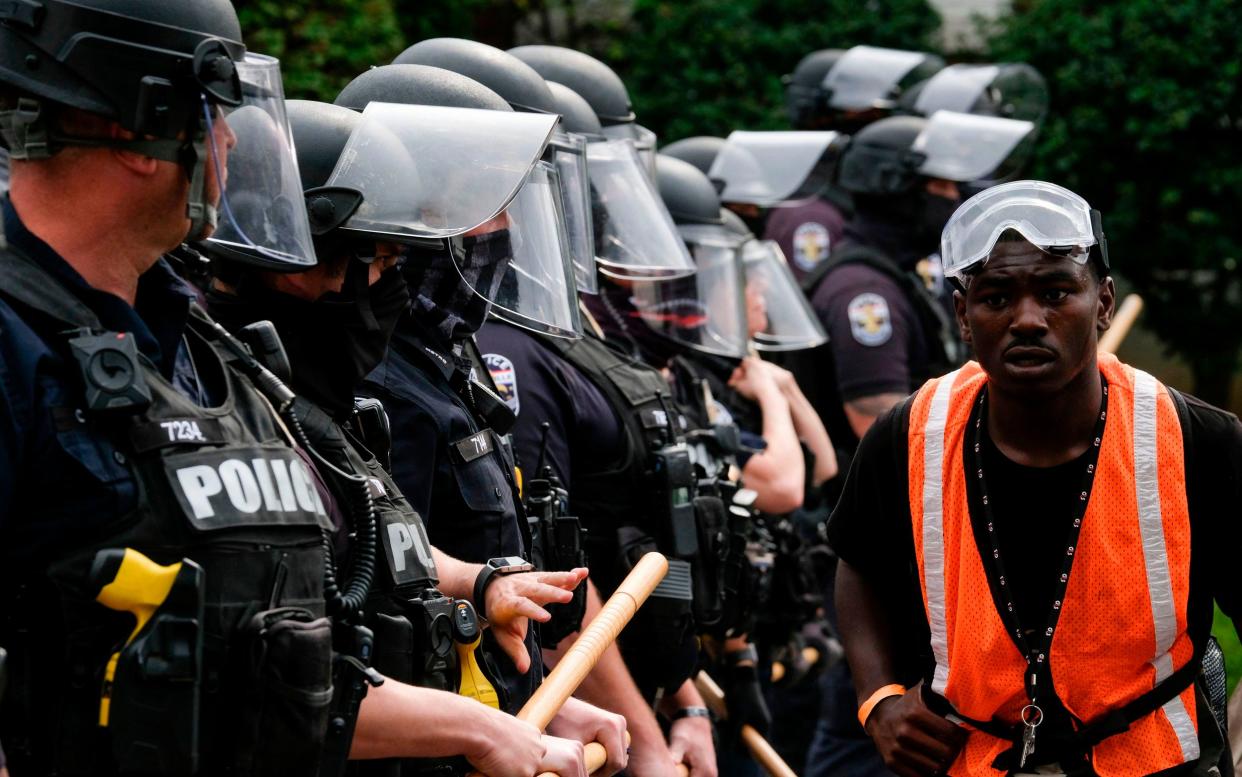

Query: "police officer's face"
left=955, top=239, right=1115, bottom=397
left=198, top=107, right=237, bottom=239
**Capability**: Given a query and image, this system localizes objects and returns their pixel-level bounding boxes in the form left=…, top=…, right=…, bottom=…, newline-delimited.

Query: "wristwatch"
left=473, top=556, right=534, bottom=619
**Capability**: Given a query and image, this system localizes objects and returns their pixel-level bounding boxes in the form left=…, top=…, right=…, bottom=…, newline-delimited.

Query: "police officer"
left=203, top=95, right=624, bottom=777
left=339, top=57, right=582, bottom=721
left=0, top=1, right=339, bottom=773
left=795, top=110, right=1038, bottom=777
left=477, top=72, right=720, bottom=777
left=831, top=181, right=1239, bottom=776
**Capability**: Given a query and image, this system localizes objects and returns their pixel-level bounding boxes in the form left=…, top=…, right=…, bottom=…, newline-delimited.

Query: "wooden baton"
left=695, top=671, right=798, bottom=777
left=476, top=552, right=669, bottom=777
left=1098, top=293, right=1143, bottom=355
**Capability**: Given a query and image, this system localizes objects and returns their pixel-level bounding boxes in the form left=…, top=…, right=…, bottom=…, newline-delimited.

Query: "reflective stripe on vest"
left=908, top=355, right=1198, bottom=776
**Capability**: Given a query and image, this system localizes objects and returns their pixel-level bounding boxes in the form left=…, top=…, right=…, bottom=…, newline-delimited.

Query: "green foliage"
left=592, top=0, right=941, bottom=141
left=986, top=0, right=1242, bottom=402
left=1214, top=605, right=1240, bottom=695
left=233, top=0, right=406, bottom=101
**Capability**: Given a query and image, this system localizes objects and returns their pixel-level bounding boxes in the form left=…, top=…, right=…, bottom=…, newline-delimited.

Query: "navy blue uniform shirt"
left=0, top=199, right=209, bottom=556
left=763, top=196, right=848, bottom=282
left=476, top=320, right=623, bottom=487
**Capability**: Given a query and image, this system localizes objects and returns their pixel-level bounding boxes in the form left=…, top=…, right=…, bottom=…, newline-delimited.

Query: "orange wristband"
left=858, top=684, right=906, bottom=729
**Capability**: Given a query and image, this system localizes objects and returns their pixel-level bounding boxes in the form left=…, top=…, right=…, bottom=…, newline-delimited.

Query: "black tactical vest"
left=0, top=247, right=333, bottom=777
left=543, top=331, right=700, bottom=697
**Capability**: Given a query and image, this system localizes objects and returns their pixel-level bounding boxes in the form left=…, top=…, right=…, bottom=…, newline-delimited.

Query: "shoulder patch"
left=483, top=353, right=519, bottom=415
left=792, top=221, right=832, bottom=271
left=847, top=293, right=893, bottom=347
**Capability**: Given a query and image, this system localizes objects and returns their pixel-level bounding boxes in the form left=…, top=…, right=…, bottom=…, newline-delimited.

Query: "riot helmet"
left=0, top=0, right=313, bottom=260
left=508, top=45, right=658, bottom=177
left=546, top=81, right=603, bottom=138
left=625, top=155, right=749, bottom=359
left=719, top=209, right=827, bottom=352
left=391, top=41, right=596, bottom=302
left=903, top=63, right=1049, bottom=125
left=330, top=64, right=581, bottom=339
left=783, top=49, right=846, bottom=129
left=788, top=45, right=945, bottom=133
left=660, top=136, right=728, bottom=188
left=708, top=130, right=847, bottom=208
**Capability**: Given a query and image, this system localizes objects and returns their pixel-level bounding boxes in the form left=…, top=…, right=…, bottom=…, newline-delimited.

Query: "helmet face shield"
left=205, top=53, right=318, bottom=270
left=550, top=131, right=598, bottom=293
left=588, top=139, right=696, bottom=279
left=325, top=102, right=557, bottom=240
left=940, top=180, right=1101, bottom=279
left=823, top=46, right=940, bottom=110
left=600, top=122, right=657, bottom=178
left=741, top=240, right=827, bottom=351
left=914, top=110, right=1036, bottom=183
left=460, top=161, right=582, bottom=339
left=912, top=63, right=1049, bottom=124
left=630, top=225, right=749, bottom=358
left=709, top=130, right=843, bottom=207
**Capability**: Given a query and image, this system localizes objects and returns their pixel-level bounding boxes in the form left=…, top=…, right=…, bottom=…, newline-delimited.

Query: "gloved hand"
left=722, top=662, right=771, bottom=740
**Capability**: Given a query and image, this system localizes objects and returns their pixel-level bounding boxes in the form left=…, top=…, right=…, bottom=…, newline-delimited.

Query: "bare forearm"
left=659, top=677, right=707, bottom=715
left=545, top=581, right=669, bottom=757
left=835, top=558, right=901, bottom=706
left=742, top=388, right=805, bottom=513
left=433, top=547, right=482, bottom=602
left=783, top=384, right=838, bottom=485
left=353, top=679, right=488, bottom=759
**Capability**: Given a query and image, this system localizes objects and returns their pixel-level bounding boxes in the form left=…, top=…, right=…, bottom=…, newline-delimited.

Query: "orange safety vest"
left=907, top=354, right=1198, bottom=776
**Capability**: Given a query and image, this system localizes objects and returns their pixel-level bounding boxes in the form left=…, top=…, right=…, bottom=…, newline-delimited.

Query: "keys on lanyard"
left=1019, top=703, right=1043, bottom=769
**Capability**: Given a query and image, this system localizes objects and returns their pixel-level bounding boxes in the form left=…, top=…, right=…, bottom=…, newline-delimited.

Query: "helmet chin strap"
left=183, top=135, right=218, bottom=242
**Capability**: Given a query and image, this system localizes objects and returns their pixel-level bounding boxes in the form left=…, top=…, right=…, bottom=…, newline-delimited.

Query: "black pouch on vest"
left=690, top=495, right=726, bottom=628
left=231, top=607, right=334, bottom=776
left=614, top=528, right=698, bottom=696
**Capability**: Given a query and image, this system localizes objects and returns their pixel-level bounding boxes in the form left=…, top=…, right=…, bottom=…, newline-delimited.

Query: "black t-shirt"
left=827, top=387, right=1242, bottom=684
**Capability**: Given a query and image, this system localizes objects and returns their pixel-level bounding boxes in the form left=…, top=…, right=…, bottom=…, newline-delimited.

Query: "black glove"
left=723, top=662, right=772, bottom=740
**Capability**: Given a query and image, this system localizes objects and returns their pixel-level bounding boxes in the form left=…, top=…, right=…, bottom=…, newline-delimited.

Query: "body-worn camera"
left=524, top=470, right=587, bottom=648
left=68, top=328, right=152, bottom=413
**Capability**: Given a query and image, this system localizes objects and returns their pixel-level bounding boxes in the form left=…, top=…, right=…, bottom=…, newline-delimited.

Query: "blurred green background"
left=234, top=0, right=1242, bottom=687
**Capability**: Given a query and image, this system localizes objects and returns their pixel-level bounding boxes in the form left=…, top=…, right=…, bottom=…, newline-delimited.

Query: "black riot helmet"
left=335, top=63, right=510, bottom=112
left=0, top=0, right=262, bottom=242
left=509, top=45, right=635, bottom=125
left=837, top=116, right=928, bottom=196
left=546, top=81, right=603, bottom=138
left=783, top=49, right=846, bottom=129
left=660, top=136, right=727, bottom=183
left=393, top=38, right=558, bottom=115
left=330, top=63, right=583, bottom=339
left=656, top=155, right=726, bottom=227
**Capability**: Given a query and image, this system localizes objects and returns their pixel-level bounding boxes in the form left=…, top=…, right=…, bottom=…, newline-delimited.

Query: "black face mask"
left=917, top=190, right=961, bottom=253
left=404, top=230, right=513, bottom=344
left=207, top=261, right=410, bottom=417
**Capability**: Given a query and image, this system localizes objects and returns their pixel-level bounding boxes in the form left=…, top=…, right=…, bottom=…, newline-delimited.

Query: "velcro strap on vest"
left=923, top=639, right=1204, bottom=767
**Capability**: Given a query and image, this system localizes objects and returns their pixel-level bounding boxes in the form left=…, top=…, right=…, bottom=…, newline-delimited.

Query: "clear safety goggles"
left=629, top=224, right=749, bottom=358
left=549, top=130, right=598, bottom=294
left=460, top=160, right=582, bottom=339
left=740, top=240, right=827, bottom=351
left=911, top=63, right=1048, bottom=124
left=708, top=130, right=843, bottom=207
left=204, top=53, right=318, bottom=270
left=324, top=102, right=558, bottom=240
left=940, top=180, right=1105, bottom=279
left=588, top=139, right=696, bottom=280
left=823, top=46, right=942, bottom=110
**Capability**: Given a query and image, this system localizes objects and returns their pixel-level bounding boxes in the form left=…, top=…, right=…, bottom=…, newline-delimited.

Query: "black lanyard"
left=969, top=375, right=1108, bottom=709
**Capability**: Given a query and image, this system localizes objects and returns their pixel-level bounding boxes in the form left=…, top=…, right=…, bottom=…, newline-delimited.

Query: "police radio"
left=524, top=424, right=588, bottom=649
left=649, top=394, right=699, bottom=560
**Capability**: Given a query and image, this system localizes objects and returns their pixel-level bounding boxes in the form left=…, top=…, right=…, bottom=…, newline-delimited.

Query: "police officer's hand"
left=624, top=739, right=684, bottom=777
left=755, top=360, right=798, bottom=395
left=727, top=357, right=782, bottom=402
left=722, top=663, right=772, bottom=740
left=668, top=714, right=718, bottom=777
left=487, top=568, right=589, bottom=673
left=538, top=735, right=589, bottom=777
left=466, top=707, right=548, bottom=777
left=547, top=697, right=628, bottom=777
left=864, top=681, right=966, bottom=777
